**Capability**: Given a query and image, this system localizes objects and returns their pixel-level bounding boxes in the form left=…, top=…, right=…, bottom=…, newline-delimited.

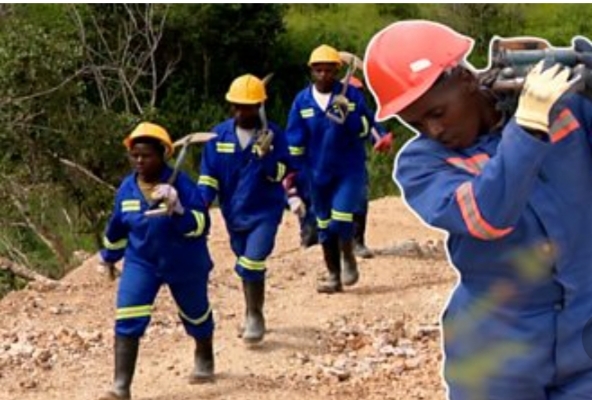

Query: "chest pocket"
left=446, top=153, right=490, bottom=175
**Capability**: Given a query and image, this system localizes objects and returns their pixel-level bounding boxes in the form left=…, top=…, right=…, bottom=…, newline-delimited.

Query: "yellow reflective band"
left=348, top=102, right=356, bottom=111
left=116, top=305, right=153, bottom=320
left=359, top=116, right=369, bottom=138
left=198, top=175, right=219, bottom=190
left=289, top=146, right=305, bottom=156
left=178, top=304, right=212, bottom=326
left=331, top=209, right=353, bottom=222
left=185, top=210, right=206, bottom=237
left=317, top=218, right=330, bottom=229
left=216, top=142, right=235, bottom=153
left=300, top=108, right=314, bottom=118
left=238, top=256, right=266, bottom=271
left=121, top=199, right=141, bottom=212
left=103, top=236, right=128, bottom=250
left=276, top=162, right=286, bottom=182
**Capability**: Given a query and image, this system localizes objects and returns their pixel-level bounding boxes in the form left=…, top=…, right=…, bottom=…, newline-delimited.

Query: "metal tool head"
left=144, top=132, right=216, bottom=219
left=339, top=51, right=363, bottom=72
left=172, top=132, right=217, bottom=148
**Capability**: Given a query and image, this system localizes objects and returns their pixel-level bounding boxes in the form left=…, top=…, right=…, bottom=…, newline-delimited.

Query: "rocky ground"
left=0, top=197, right=456, bottom=400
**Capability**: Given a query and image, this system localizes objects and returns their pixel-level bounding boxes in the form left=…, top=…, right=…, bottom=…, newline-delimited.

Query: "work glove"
left=253, top=129, right=274, bottom=158
left=287, top=195, right=306, bottom=218
left=97, top=253, right=120, bottom=281
left=151, top=184, right=184, bottom=215
left=373, top=132, right=393, bottom=153
left=326, top=95, right=349, bottom=124
left=515, top=61, right=577, bottom=134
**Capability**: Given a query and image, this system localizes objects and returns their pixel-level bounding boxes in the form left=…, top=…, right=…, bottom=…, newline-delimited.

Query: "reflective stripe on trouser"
left=230, top=219, right=280, bottom=282
left=311, top=173, right=364, bottom=243
left=115, top=263, right=213, bottom=339
left=115, top=263, right=161, bottom=337
left=168, top=276, right=214, bottom=340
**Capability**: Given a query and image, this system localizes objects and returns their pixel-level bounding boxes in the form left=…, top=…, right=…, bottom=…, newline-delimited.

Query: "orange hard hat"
left=364, top=20, right=473, bottom=121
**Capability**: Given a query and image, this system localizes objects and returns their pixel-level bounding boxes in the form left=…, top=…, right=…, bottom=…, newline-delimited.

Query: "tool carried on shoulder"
left=479, top=36, right=592, bottom=115
left=145, top=132, right=216, bottom=218
left=326, top=51, right=363, bottom=124
left=253, top=73, right=274, bottom=158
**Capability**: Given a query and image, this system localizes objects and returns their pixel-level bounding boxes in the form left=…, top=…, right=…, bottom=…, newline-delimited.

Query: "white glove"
left=151, top=184, right=184, bottom=215
left=288, top=196, right=306, bottom=218
left=515, top=61, right=577, bottom=134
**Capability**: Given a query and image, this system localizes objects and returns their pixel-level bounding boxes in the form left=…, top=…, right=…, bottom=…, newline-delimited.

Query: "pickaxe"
left=144, top=132, right=216, bottom=217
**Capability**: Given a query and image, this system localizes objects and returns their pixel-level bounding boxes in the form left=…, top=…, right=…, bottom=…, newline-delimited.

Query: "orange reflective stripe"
left=455, top=181, right=513, bottom=240
left=550, top=108, right=580, bottom=143
left=446, top=153, right=490, bottom=175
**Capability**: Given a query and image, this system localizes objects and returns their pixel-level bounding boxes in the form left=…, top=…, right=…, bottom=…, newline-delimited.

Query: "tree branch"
left=58, top=158, right=116, bottom=192
left=0, top=256, right=59, bottom=286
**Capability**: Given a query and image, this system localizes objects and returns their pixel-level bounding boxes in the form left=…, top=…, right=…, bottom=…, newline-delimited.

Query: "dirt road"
left=0, top=197, right=456, bottom=400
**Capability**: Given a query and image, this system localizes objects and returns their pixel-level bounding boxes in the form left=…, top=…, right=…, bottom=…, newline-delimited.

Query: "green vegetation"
left=0, top=4, right=589, bottom=295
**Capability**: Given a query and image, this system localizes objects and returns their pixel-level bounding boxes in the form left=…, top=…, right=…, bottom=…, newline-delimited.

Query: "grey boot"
left=353, top=212, right=374, bottom=259
left=242, top=280, right=266, bottom=343
left=317, top=237, right=343, bottom=294
left=98, top=336, right=139, bottom=400
left=341, top=239, right=359, bottom=286
left=189, top=337, right=215, bottom=384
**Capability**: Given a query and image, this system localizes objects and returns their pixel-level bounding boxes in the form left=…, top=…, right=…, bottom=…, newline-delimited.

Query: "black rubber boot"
left=317, top=236, right=343, bottom=294
left=341, top=239, right=359, bottom=286
left=353, top=212, right=374, bottom=259
left=300, top=218, right=319, bottom=248
left=242, top=280, right=266, bottom=343
left=98, top=336, right=139, bottom=400
left=189, top=337, right=215, bottom=384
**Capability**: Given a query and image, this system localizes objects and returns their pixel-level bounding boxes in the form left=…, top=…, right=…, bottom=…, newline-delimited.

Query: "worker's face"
left=129, top=143, right=164, bottom=180
left=311, top=63, right=339, bottom=93
left=232, top=103, right=260, bottom=130
left=398, top=70, right=483, bottom=150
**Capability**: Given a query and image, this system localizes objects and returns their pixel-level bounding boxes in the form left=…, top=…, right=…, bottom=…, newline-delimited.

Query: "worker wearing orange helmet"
left=198, top=74, right=290, bottom=344
left=98, top=122, right=215, bottom=399
left=365, top=20, right=592, bottom=399
left=285, top=44, right=373, bottom=294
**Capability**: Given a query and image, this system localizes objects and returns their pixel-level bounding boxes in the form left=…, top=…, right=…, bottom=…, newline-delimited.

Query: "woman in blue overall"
left=198, top=74, right=290, bottom=344
left=365, top=20, right=592, bottom=399
left=98, top=122, right=214, bottom=400
left=285, top=44, right=371, bottom=294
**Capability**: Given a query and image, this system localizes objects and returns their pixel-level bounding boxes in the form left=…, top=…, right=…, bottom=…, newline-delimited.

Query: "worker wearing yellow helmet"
left=284, top=44, right=373, bottom=294
left=197, top=74, right=291, bottom=344
left=98, top=122, right=215, bottom=399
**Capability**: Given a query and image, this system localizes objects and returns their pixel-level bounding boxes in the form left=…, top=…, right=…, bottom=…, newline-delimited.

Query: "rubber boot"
left=98, top=336, right=139, bottom=400
left=300, top=214, right=319, bottom=248
left=317, top=236, right=342, bottom=294
left=353, top=212, right=374, bottom=259
left=341, top=239, right=359, bottom=286
left=188, top=337, right=215, bottom=384
left=242, top=280, right=266, bottom=343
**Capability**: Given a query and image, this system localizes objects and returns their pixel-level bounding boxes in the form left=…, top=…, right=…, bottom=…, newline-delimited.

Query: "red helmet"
left=364, top=20, right=473, bottom=121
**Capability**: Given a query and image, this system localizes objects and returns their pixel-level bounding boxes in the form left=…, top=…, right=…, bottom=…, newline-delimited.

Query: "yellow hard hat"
left=123, top=122, right=174, bottom=157
left=308, top=44, right=342, bottom=66
left=225, top=74, right=267, bottom=105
